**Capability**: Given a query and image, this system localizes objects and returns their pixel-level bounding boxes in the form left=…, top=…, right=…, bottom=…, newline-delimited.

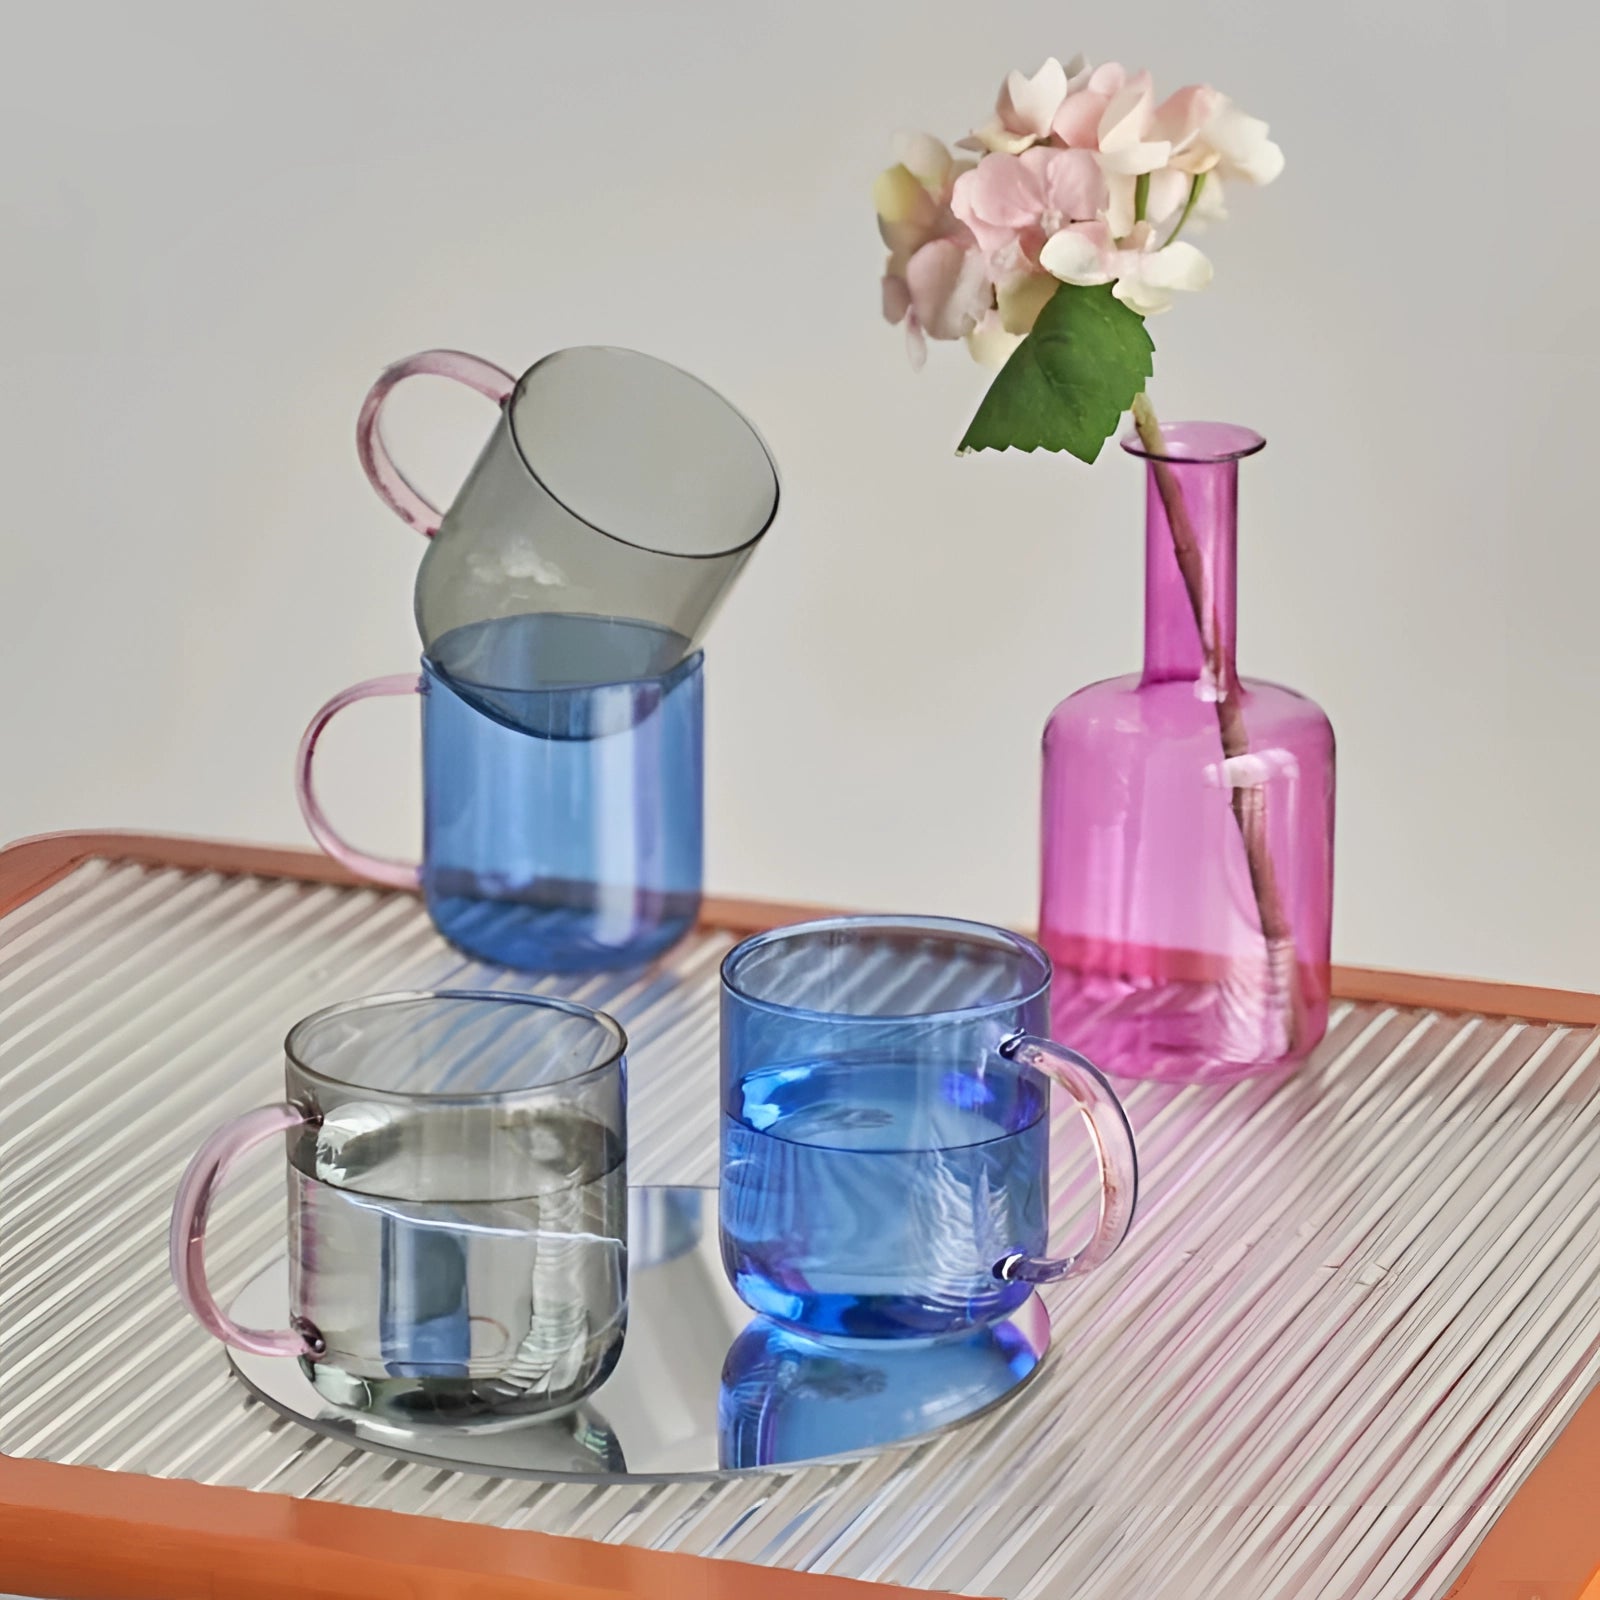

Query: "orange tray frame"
left=1, top=831, right=1596, bottom=1600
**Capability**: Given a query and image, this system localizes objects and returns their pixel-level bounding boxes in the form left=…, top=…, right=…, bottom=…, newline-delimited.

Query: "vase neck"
left=1141, top=455, right=1240, bottom=688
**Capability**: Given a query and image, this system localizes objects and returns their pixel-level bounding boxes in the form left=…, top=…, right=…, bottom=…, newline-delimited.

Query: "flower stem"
left=1164, top=173, right=1207, bottom=246
left=1129, top=390, right=1303, bottom=1054
left=1133, top=173, right=1150, bottom=224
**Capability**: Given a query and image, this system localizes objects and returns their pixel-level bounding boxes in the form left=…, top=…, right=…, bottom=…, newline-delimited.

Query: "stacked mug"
left=299, top=345, right=781, bottom=973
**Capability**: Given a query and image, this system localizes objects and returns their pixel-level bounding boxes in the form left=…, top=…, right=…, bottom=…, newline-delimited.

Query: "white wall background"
left=1, top=0, right=1593, bottom=989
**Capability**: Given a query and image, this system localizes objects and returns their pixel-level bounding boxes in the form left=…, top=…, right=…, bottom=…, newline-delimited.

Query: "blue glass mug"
left=297, top=614, right=703, bottom=973
left=719, top=916, right=1139, bottom=1339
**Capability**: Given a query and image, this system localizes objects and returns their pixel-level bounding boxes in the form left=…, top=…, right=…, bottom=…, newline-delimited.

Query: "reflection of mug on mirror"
left=718, top=1305, right=1048, bottom=1469
left=170, top=991, right=629, bottom=1429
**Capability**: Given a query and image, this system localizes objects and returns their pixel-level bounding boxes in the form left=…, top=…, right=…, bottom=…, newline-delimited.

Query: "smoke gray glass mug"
left=170, top=991, right=629, bottom=1428
left=357, top=346, right=781, bottom=685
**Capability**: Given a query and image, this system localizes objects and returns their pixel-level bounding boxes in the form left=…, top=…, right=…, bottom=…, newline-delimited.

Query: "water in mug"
left=720, top=1059, right=1049, bottom=1338
left=421, top=611, right=702, bottom=972
left=288, top=1105, right=627, bottom=1423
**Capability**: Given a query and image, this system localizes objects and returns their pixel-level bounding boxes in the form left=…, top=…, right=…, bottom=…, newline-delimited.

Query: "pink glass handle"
left=355, top=349, right=517, bottom=537
left=169, top=1103, right=323, bottom=1358
left=994, top=1036, right=1140, bottom=1285
left=295, top=674, right=423, bottom=890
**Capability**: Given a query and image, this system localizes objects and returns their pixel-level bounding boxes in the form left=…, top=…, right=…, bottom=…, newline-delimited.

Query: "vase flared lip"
left=1121, top=421, right=1265, bottom=464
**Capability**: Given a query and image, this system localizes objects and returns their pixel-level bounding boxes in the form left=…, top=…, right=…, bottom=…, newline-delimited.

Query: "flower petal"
left=874, top=164, right=939, bottom=228
left=1000, top=57, right=1069, bottom=138
left=1204, top=105, right=1285, bottom=184
left=1103, top=172, right=1137, bottom=238
left=951, top=162, right=1028, bottom=256
left=1039, top=224, right=1112, bottom=285
left=879, top=219, right=927, bottom=273
left=1202, top=103, right=1265, bottom=161
left=1153, top=83, right=1223, bottom=170
left=1193, top=174, right=1229, bottom=223
left=1112, top=277, right=1173, bottom=316
left=1101, top=138, right=1174, bottom=177
left=882, top=273, right=912, bottom=326
left=997, top=270, right=1059, bottom=334
left=905, top=237, right=993, bottom=340
left=892, top=131, right=953, bottom=194
left=1237, top=135, right=1285, bottom=184
left=956, top=152, right=1042, bottom=227
left=1096, top=71, right=1172, bottom=175
left=965, top=308, right=1025, bottom=367
left=1051, top=88, right=1108, bottom=148
left=1021, top=145, right=1107, bottom=223
left=1139, top=241, right=1214, bottom=292
left=905, top=311, right=928, bottom=369
left=986, top=238, right=1028, bottom=280
left=1144, top=167, right=1191, bottom=232
left=960, top=117, right=1037, bottom=156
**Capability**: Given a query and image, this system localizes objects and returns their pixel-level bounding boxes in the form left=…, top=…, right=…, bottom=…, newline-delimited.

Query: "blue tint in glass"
left=380, top=1219, right=469, bottom=1378
left=420, top=613, right=703, bottom=973
left=718, top=1314, right=1042, bottom=1469
left=719, top=917, right=1055, bottom=1339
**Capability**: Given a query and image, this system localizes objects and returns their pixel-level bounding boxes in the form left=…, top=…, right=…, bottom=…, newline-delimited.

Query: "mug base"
left=301, top=1345, right=623, bottom=1433
left=426, top=883, right=699, bottom=973
left=723, top=1264, right=1036, bottom=1342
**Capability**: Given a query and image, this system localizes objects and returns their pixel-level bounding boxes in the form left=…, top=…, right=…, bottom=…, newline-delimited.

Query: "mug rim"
left=508, top=344, right=781, bottom=563
left=720, top=914, right=1052, bottom=1025
left=284, top=989, right=628, bottom=1103
left=420, top=640, right=705, bottom=697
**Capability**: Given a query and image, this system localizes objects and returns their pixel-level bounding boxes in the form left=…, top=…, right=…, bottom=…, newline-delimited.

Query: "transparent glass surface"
left=1039, top=424, right=1335, bottom=1084
left=413, top=346, right=779, bottom=682
left=719, top=918, right=1055, bottom=1339
left=419, top=635, right=704, bottom=973
left=281, top=992, right=629, bottom=1425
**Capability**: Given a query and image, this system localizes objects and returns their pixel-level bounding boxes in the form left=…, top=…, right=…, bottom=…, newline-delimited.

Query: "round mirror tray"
left=228, top=1185, right=1051, bottom=1484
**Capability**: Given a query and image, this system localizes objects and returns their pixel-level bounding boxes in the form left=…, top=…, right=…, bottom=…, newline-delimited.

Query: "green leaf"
left=958, top=283, right=1155, bottom=462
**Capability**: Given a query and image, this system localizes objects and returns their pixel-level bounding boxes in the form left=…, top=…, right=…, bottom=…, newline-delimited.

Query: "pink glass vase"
left=1040, top=422, right=1335, bottom=1085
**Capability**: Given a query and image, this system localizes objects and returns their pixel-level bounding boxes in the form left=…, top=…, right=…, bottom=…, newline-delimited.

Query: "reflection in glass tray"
left=227, top=1185, right=1051, bottom=1482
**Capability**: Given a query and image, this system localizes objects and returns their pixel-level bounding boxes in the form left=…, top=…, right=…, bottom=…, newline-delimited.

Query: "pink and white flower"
left=875, top=57, right=1281, bottom=363
left=1154, top=85, right=1286, bottom=185
left=1050, top=63, right=1181, bottom=236
left=960, top=56, right=1086, bottom=155
left=898, top=238, right=993, bottom=366
left=1058, top=67, right=1173, bottom=176
left=1050, top=61, right=1124, bottom=148
left=1039, top=220, right=1213, bottom=316
left=873, top=133, right=966, bottom=270
left=951, top=146, right=1106, bottom=269
left=875, top=133, right=993, bottom=366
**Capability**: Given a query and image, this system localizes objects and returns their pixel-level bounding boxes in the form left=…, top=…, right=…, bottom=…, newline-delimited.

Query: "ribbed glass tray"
left=3, top=860, right=1598, bottom=1599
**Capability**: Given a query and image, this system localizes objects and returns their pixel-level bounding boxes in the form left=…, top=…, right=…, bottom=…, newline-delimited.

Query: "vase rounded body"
left=1039, top=424, right=1334, bottom=1085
